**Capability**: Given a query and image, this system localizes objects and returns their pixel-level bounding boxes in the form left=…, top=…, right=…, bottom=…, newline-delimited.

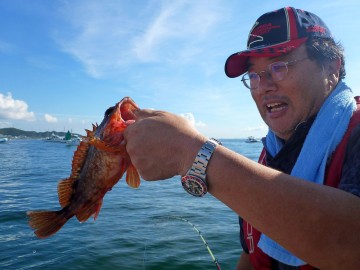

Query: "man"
left=124, top=7, right=360, bottom=269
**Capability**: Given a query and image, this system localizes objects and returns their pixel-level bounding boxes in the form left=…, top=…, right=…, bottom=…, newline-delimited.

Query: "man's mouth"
left=266, top=102, right=287, bottom=113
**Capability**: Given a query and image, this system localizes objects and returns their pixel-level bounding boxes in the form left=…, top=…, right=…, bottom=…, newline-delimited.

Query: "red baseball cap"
left=224, top=7, right=333, bottom=78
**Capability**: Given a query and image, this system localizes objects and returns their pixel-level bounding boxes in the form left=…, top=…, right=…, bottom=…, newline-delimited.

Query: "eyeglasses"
left=241, top=58, right=307, bottom=90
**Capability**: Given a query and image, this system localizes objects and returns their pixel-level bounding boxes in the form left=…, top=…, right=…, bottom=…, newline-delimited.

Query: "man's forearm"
left=207, top=145, right=360, bottom=269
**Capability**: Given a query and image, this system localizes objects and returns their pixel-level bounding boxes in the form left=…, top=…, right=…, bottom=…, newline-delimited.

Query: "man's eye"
left=248, top=73, right=258, bottom=79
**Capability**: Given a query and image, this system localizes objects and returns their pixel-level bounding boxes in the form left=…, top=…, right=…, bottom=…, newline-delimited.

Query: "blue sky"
left=0, top=0, right=359, bottom=138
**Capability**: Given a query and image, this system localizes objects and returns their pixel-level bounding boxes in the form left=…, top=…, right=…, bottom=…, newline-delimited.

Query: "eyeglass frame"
left=241, top=58, right=308, bottom=90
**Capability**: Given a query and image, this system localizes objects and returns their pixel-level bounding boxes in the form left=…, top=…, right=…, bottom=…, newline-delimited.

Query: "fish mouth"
left=99, top=97, right=139, bottom=136
left=114, top=97, right=140, bottom=122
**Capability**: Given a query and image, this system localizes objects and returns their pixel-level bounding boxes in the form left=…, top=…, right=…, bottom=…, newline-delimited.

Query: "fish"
left=27, top=97, right=140, bottom=239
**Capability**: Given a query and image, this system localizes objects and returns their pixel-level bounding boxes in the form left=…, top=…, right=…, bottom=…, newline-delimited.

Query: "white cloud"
left=180, top=112, right=206, bottom=128
left=81, top=119, right=91, bottom=125
left=44, top=113, right=58, bottom=123
left=55, top=0, right=224, bottom=77
left=0, top=92, right=35, bottom=121
left=133, top=1, right=222, bottom=62
left=0, top=120, right=12, bottom=128
left=55, top=1, right=138, bottom=78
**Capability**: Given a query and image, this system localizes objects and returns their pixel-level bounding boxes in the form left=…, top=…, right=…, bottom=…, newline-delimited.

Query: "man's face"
left=248, top=45, right=333, bottom=140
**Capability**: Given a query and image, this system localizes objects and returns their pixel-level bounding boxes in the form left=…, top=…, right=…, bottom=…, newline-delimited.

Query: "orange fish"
left=27, top=97, right=140, bottom=238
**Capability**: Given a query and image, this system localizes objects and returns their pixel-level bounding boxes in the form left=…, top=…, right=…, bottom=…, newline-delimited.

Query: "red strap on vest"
left=243, top=97, right=360, bottom=269
left=325, top=96, right=360, bottom=186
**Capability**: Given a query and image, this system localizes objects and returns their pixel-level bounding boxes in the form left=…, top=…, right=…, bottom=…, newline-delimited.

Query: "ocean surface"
left=0, top=139, right=263, bottom=270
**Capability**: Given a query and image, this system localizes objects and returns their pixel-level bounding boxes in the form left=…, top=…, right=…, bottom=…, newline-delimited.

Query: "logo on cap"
left=306, top=25, right=326, bottom=34
left=248, top=22, right=281, bottom=48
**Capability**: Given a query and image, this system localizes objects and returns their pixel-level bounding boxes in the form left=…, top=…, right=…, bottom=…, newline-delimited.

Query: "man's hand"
left=124, top=109, right=206, bottom=180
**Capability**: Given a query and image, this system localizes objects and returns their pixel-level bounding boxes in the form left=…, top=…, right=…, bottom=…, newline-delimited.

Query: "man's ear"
left=326, top=58, right=341, bottom=92
left=328, top=58, right=341, bottom=79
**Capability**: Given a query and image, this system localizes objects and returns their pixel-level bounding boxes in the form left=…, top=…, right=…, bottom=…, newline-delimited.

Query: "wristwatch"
left=181, top=138, right=221, bottom=197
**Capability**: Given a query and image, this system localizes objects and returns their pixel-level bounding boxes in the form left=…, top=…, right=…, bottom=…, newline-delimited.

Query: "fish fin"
left=93, top=200, right=103, bottom=221
left=27, top=209, right=69, bottom=239
left=126, top=163, right=140, bottom=188
left=70, top=141, right=90, bottom=179
left=75, top=209, right=91, bottom=223
left=58, top=178, right=75, bottom=208
left=87, top=138, right=128, bottom=155
left=75, top=199, right=103, bottom=223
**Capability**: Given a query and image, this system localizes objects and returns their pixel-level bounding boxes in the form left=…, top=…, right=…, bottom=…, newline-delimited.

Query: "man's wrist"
left=180, top=136, right=207, bottom=176
left=181, top=138, right=221, bottom=197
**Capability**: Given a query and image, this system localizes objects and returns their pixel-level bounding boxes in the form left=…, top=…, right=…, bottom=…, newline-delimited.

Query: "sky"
left=0, top=0, right=359, bottom=139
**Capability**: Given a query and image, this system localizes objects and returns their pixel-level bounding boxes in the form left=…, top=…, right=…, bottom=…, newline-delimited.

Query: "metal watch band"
left=186, top=138, right=221, bottom=180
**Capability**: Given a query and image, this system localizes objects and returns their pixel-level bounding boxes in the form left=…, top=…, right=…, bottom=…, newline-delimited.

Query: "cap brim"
left=224, top=38, right=307, bottom=78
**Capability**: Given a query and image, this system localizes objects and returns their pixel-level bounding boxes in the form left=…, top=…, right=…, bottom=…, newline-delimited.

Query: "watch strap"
left=186, top=138, right=221, bottom=180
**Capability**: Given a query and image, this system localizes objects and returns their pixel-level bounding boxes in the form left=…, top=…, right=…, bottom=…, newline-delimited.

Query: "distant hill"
left=0, top=128, right=81, bottom=139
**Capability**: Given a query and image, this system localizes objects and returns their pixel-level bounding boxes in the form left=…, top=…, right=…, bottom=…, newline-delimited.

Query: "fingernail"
left=125, top=120, right=136, bottom=125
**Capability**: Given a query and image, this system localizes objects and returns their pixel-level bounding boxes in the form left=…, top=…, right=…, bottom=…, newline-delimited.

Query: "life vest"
left=242, top=96, right=360, bottom=269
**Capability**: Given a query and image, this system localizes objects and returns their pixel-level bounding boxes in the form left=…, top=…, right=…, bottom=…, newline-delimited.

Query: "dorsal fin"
left=85, top=129, right=94, bottom=137
left=57, top=133, right=92, bottom=207
left=58, top=178, right=76, bottom=207
left=70, top=141, right=90, bottom=179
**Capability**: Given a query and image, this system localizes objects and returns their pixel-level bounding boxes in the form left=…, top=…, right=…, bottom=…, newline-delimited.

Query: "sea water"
left=0, top=139, right=263, bottom=270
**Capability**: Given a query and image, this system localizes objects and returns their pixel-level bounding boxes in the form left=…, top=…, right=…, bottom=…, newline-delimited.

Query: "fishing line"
left=168, top=216, right=222, bottom=270
left=142, top=238, right=148, bottom=270
left=142, top=215, right=222, bottom=270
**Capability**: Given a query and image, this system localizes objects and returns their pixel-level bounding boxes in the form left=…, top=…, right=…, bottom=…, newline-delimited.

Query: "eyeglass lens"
left=243, top=61, right=289, bottom=90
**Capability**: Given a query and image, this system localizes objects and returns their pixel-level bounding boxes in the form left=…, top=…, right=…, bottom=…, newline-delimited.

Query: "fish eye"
left=104, top=106, right=114, bottom=117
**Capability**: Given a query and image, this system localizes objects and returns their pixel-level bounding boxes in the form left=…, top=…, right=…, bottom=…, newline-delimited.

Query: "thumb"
left=134, top=108, right=157, bottom=120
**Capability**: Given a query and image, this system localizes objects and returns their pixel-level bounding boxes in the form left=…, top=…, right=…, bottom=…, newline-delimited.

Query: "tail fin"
left=27, top=210, right=69, bottom=239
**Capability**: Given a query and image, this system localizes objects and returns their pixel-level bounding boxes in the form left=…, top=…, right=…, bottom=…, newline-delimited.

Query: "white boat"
left=44, top=131, right=82, bottom=146
left=66, top=135, right=82, bottom=146
left=246, top=136, right=260, bottom=143
left=0, top=137, right=8, bottom=143
left=43, top=133, right=66, bottom=143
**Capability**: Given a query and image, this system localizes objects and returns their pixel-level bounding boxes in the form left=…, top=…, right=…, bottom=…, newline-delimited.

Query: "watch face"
left=181, top=175, right=207, bottom=197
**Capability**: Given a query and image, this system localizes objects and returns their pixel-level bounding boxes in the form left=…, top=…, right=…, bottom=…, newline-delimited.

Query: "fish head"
left=96, top=97, right=139, bottom=146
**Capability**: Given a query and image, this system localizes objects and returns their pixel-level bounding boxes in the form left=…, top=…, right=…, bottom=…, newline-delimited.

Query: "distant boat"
left=43, top=133, right=66, bottom=143
left=44, top=131, right=82, bottom=146
left=0, top=137, right=8, bottom=143
left=66, top=135, right=82, bottom=146
left=246, top=136, right=260, bottom=143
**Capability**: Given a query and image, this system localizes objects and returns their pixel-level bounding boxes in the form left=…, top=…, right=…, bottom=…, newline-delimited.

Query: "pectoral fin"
left=126, top=163, right=140, bottom=188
